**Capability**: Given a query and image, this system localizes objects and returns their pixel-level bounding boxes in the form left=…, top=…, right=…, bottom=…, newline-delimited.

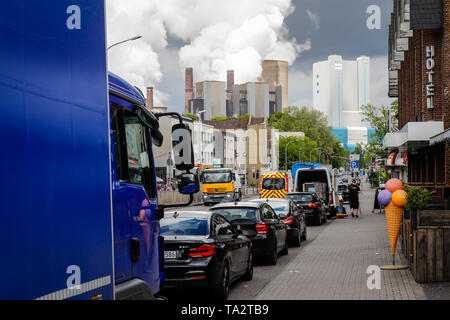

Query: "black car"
left=161, top=211, right=253, bottom=300
left=250, top=198, right=307, bottom=246
left=338, top=184, right=350, bottom=203
left=210, top=202, right=288, bottom=265
left=286, top=192, right=328, bottom=226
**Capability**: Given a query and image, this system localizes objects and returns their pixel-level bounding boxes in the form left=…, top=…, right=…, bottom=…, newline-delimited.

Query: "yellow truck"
left=201, top=168, right=242, bottom=205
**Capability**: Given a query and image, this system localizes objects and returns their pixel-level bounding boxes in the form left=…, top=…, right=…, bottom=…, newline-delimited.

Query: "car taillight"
left=308, top=202, right=318, bottom=208
left=255, top=223, right=268, bottom=234
left=330, top=192, right=333, bottom=205
left=189, top=245, right=215, bottom=258
left=282, top=216, right=294, bottom=225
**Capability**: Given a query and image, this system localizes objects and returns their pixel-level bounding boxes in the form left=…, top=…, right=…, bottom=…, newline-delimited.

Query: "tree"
left=269, top=106, right=349, bottom=169
left=279, top=136, right=318, bottom=171
left=182, top=113, right=199, bottom=121
left=360, top=100, right=399, bottom=160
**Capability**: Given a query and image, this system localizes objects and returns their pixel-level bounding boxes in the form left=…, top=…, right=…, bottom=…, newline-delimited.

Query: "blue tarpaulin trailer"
left=0, top=0, right=114, bottom=299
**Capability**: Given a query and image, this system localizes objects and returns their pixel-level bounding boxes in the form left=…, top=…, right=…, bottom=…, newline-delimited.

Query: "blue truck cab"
left=0, top=0, right=198, bottom=300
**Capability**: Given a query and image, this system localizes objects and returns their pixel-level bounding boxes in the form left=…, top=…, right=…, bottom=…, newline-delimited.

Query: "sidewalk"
left=255, top=182, right=427, bottom=300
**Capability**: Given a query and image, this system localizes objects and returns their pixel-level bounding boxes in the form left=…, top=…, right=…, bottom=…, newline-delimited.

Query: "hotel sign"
left=426, top=46, right=435, bottom=109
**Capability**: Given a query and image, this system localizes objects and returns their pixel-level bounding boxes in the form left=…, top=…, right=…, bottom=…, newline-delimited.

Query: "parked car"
left=210, top=202, right=288, bottom=265
left=160, top=211, right=253, bottom=300
left=286, top=192, right=328, bottom=226
left=338, top=184, right=350, bottom=203
left=250, top=198, right=307, bottom=246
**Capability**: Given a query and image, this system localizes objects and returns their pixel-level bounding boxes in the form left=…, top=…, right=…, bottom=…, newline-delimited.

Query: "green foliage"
left=279, top=136, right=318, bottom=170
left=236, top=114, right=250, bottom=119
left=182, top=113, right=200, bottom=121
left=211, top=115, right=230, bottom=121
left=269, top=106, right=349, bottom=169
left=360, top=100, right=398, bottom=160
left=404, top=185, right=431, bottom=212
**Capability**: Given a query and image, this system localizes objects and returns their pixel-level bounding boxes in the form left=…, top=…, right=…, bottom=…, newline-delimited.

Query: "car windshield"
left=211, top=208, right=259, bottom=221
left=338, top=185, right=348, bottom=191
left=202, top=171, right=232, bottom=183
left=160, top=218, right=209, bottom=236
left=261, top=178, right=285, bottom=190
left=287, top=194, right=313, bottom=202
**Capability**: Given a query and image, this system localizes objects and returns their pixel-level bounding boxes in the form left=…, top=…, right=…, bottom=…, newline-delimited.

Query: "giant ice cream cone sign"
left=379, top=179, right=408, bottom=268
left=385, top=202, right=404, bottom=255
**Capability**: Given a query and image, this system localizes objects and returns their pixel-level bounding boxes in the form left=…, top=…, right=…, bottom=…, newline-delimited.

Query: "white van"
left=293, top=167, right=338, bottom=212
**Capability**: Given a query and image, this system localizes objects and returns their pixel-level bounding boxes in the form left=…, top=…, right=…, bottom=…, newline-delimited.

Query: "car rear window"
left=338, top=185, right=347, bottom=191
left=160, top=218, right=209, bottom=236
left=287, top=194, right=313, bottom=202
left=266, top=202, right=288, bottom=212
left=211, top=208, right=259, bottom=221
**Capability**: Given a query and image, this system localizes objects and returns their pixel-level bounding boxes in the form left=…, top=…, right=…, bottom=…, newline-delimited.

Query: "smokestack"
left=227, top=70, right=234, bottom=101
left=146, top=87, right=154, bottom=110
left=185, top=67, right=194, bottom=113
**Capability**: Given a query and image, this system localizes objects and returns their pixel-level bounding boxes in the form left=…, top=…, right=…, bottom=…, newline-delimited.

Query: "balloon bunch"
left=377, top=179, right=407, bottom=257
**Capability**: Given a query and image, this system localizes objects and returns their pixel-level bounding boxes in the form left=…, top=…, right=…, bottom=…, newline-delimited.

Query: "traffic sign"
left=351, top=161, right=359, bottom=169
left=350, top=154, right=360, bottom=161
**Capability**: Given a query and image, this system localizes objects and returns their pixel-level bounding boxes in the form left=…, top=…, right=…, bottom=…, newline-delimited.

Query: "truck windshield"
left=262, top=178, right=285, bottom=190
left=202, top=172, right=232, bottom=183
left=160, top=218, right=209, bottom=236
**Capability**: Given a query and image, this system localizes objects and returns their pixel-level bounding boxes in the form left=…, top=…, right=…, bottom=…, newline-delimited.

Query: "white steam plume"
left=106, top=0, right=168, bottom=105
left=106, top=0, right=308, bottom=104
left=160, top=0, right=310, bottom=84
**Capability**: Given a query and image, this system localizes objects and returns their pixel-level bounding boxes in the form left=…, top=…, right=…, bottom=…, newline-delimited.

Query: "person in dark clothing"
left=347, top=179, right=361, bottom=218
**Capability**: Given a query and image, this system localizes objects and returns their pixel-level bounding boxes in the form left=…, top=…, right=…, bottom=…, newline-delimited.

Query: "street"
left=163, top=181, right=442, bottom=300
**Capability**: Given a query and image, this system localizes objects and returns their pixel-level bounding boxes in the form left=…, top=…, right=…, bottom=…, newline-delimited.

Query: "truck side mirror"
left=172, top=123, right=194, bottom=171
left=177, top=173, right=200, bottom=195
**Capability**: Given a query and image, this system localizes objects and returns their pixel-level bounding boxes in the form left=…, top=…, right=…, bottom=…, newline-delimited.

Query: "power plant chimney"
left=146, top=87, right=154, bottom=110
left=227, top=70, right=234, bottom=101
left=185, top=67, right=194, bottom=113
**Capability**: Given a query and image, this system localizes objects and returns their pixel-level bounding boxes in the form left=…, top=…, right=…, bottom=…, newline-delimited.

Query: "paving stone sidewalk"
left=255, top=182, right=427, bottom=300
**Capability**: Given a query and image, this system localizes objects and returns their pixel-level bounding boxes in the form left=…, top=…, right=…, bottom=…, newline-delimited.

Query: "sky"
left=106, top=0, right=395, bottom=114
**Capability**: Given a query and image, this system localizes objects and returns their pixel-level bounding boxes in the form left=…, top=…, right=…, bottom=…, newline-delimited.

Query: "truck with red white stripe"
left=259, top=171, right=293, bottom=199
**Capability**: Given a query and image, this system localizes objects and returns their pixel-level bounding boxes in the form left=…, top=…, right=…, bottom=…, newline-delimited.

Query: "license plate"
left=164, top=251, right=178, bottom=259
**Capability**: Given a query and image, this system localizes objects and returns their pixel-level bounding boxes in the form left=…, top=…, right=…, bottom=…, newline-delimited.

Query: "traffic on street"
left=2, top=0, right=449, bottom=307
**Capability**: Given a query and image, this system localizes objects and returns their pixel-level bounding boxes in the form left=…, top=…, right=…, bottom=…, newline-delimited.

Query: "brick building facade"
left=385, top=0, right=450, bottom=208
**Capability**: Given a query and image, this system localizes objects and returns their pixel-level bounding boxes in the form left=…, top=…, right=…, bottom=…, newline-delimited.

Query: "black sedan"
left=286, top=192, right=328, bottom=226
left=160, top=211, right=253, bottom=300
left=250, top=198, right=307, bottom=246
left=210, top=202, right=288, bottom=265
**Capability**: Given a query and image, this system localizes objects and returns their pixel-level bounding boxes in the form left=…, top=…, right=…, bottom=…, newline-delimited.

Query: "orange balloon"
left=386, top=179, right=403, bottom=193
left=392, top=190, right=407, bottom=207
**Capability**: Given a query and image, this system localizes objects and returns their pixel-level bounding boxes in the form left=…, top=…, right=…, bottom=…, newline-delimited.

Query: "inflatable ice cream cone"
left=385, top=202, right=403, bottom=255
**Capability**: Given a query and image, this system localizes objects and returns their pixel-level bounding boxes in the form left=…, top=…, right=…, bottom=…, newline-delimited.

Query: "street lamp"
left=195, top=110, right=206, bottom=121
left=284, top=140, right=296, bottom=171
left=310, top=148, right=325, bottom=163
left=107, top=35, right=142, bottom=51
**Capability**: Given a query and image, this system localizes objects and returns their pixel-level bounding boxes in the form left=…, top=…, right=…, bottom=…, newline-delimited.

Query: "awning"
left=430, top=128, right=450, bottom=146
left=383, top=121, right=444, bottom=152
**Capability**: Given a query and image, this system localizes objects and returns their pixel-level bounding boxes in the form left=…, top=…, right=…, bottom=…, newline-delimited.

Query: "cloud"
left=106, top=0, right=307, bottom=105
left=370, top=55, right=395, bottom=107
left=106, top=0, right=168, bottom=105
left=307, top=10, right=320, bottom=31
left=288, top=68, right=313, bottom=108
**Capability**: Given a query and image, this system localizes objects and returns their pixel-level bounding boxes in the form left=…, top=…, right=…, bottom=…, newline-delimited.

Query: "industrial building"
left=313, top=55, right=373, bottom=151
